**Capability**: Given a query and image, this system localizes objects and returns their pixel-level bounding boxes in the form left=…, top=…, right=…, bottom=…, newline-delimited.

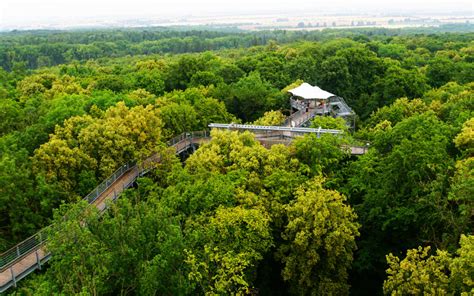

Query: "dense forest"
left=0, top=26, right=473, bottom=295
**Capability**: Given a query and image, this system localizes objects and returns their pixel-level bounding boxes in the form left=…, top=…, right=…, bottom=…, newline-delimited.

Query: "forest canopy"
left=0, top=27, right=473, bottom=295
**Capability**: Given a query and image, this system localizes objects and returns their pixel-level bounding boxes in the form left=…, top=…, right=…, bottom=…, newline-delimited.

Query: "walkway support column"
left=35, top=250, right=41, bottom=270
left=10, top=267, right=16, bottom=288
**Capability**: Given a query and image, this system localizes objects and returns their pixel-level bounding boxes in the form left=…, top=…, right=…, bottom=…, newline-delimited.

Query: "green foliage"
left=1, top=28, right=473, bottom=295
left=364, top=98, right=428, bottom=129
left=278, top=178, right=360, bottom=295
left=161, top=171, right=241, bottom=216
left=46, top=201, right=112, bottom=295
left=0, top=150, right=53, bottom=248
left=189, top=70, right=224, bottom=87
left=159, top=102, right=198, bottom=137
left=157, top=87, right=236, bottom=133
left=95, top=75, right=129, bottom=92
left=377, top=43, right=408, bottom=59
left=384, top=235, right=474, bottom=295
left=318, top=55, right=352, bottom=98
left=133, top=69, right=165, bottom=95
left=292, top=132, right=350, bottom=177
left=311, top=116, right=349, bottom=131
left=186, top=206, right=273, bottom=295
left=33, top=102, right=163, bottom=196
left=212, top=72, right=285, bottom=122
left=194, top=97, right=237, bottom=127
left=45, top=196, right=192, bottom=295
left=347, top=92, right=472, bottom=293
left=0, top=99, right=24, bottom=135
left=427, top=56, right=457, bottom=88
left=373, top=66, right=429, bottom=106
left=252, top=110, right=286, bottom=126
left=454, top=118, right=474, bottom=156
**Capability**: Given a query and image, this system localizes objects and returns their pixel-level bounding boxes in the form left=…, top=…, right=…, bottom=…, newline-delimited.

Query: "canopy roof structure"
left=288, top=82, right=335, bottom=100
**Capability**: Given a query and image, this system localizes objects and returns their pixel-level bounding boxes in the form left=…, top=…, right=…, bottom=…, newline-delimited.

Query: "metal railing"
left=283, top=110, right=301, bottom=126
left=0, top=127, right=364, bottom=292
left=290, top=98, right=306, bottom=111
left=208, top=123, right=343, bottom=135
left=0, top=163, right=137, bottom=274
left=350, top=145, right=370, bottom=155
left=283, top=109, right=321, bottom=127
left=292, top=111, right=316, bottom=127
left=166, top=130, right=210, bottom=146
left=290, top=96, right=354, bottom=122
left=0, top=228, right=48, bottom=271
left=84, top=162, right=135, bottom=204
left=330, top=96, right=354, bottom=117
left=0, top=131, right=210, bottom=290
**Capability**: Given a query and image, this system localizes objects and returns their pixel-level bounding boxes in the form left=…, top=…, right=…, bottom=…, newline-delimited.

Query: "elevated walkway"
left=0, top=132, right=209, bottom=293
left=0, top=126, right=367, bottom=292
left=208, top=123, right=342, bottom=136
left=283, top=110, right=317, bottom=127
left=329, top=96, right=353, bottom=117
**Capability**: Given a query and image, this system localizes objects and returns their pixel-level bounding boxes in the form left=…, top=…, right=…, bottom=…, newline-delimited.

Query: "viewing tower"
left=286, top=82, right=355, bottom=128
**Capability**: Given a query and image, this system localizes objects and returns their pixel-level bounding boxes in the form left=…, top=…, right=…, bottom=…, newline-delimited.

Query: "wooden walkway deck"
left=0, top=136, right=206, bottom=292
left=0, top=129, right=367, bottom=292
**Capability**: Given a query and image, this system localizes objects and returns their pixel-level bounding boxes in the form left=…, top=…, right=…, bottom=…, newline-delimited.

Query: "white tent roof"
left=288, top=82, right=335, bottom=100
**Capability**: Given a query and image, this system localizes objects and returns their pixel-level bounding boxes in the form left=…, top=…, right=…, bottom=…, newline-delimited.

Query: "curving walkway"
left=0, top=133, right=209, bottom=292
left=0, top=127, right=368, bottom=292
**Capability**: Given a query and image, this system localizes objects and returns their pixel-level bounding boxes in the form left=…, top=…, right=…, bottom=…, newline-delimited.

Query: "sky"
left=1, top=0, right=473, bottom=27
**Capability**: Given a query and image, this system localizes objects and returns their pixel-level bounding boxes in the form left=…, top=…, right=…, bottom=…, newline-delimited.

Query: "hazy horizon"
left=1, top=0, right=473, bottom=30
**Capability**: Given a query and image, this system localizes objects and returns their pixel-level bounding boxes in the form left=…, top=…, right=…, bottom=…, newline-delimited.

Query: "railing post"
left=16, top=245, right=20, bottom=257
left=35, top=250, right=41, bottom=270
left=10, top=267, right=16, bottom=288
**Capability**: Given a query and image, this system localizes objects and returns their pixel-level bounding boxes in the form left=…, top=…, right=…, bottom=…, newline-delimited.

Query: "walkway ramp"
left=330, top=97, right=354, bottom=117
left=0, top=127, right=367, bottom=292
left=283, top=109, right=318, bottom=127
left=0, top=132, right=209, bottom=293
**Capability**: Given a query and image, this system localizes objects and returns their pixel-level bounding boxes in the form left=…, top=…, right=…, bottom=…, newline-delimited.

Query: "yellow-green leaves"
left=33, top=138, right=97, bottom=193
left=252, top=110, right=286, bottom=126
left=186, top=129, right=261, bottom=174
left=448, top=157, right=474, bottom=226
left=79, top=102, right=163, bottom=174
left=384, top=247, right=451, bottom=295
left=454, top=118, right=474, bottom=156
left=185, top=206, right=272, bottom=295
left=208, top=206, right=272, bottom=255
left=384, top=235, right=474, bottom=295
left=16, top=73, right=87, bottom=103
left=33, top=102, right=163, bottom=195
left=186, top=247, right=252, bottom=296
left=279, top=177, right=359, bottom=295
left=450, top=235, right=474, bottom=295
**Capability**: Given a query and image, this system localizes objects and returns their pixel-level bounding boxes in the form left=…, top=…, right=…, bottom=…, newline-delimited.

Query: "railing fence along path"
left=0, top=126, right=366, bottom=292
left=0, top=131, right=210, bottom=293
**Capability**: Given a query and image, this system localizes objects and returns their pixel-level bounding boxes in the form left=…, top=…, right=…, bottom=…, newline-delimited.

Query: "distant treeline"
left=0, top=24, right=473, bottom=70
